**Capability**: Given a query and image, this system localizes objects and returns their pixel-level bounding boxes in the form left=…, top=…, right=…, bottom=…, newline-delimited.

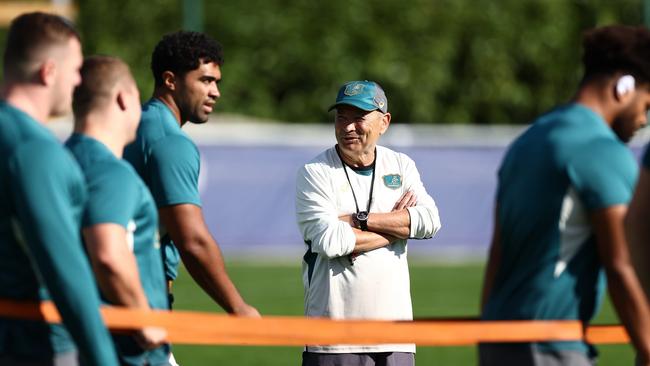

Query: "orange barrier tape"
left=0, top=300, right=629, bottom=346
left=586, top=325, right=630, bottom=344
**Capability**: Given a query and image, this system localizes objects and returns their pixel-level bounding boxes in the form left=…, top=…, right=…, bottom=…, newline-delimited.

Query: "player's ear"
left=162, top=71, right=177, bottom=91
left=38, top=59, right=56, bottom=86
left=116, top=90, right=127, bottom=111
left=379, top=112, right=391, bottom=135
left=614, top=74, right=636, bottom=103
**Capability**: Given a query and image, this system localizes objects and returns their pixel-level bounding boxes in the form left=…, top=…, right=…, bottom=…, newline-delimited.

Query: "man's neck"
left=337, top=145, right=376, bottom=168
left=74, top=114, right=127, bottom=158
left=152, top=89, right=183, bottom=127
left=572, top=79, right=616, bottom=126
left=2, top=84, right=50, bottom=124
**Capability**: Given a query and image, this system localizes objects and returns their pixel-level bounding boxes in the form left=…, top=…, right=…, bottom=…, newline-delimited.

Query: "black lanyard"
left=335, top=145, right=376, bottom=214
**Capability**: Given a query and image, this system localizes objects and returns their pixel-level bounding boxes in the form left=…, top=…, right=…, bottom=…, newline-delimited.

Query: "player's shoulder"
left=149, top=133, right=198, bottom=161
left=10, top=138, right=83, bottom=189
left=84, top=155, right=128, bottom=179
left=593, top=138, right=636, bottom=175
left=115, top=159, right=149, bottom=193
left=297, top=147, right=340, bottom=186
left=139, top=99, right=189, bottom=141
left=88, top=159, right=141, bottom=197
left=534, top=103, right=595, bottom=125
left=567, top=133, right=637, bottom=188
left=103, top=158, right=139, bottom=180
left=65, top=133, right=112, bottom=166
left=377, top=145, right=415, bottom=167
left=301, top=147, right=339, bottom=172
left=575, top=128, right=632, bottom=163
left=15, top=137, right=73, bottom=166
left=0, top=105, right=57, bottom=157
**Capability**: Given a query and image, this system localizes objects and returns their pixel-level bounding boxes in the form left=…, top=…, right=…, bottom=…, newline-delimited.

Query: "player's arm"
left=480, top=204, right=501, bottom=312
left=147, top=136, right=259, bottom=317
left=626, top=168, right=650, bottom=298
left=159, top=204, right=259, bottom=317
left=83, top=224, right=148, bottom=308
left=82, top=224, right=167, bottom=349
left=79, top=165, right=167, bottom=349
left=592, top=205, right=650, bottom=364
left=9, top=143, right=118, bottom=366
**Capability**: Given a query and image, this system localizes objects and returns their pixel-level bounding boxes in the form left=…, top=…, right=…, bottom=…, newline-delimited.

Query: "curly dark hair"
left=151, top=31, right=224, bottom=86
left=582, top=25, right=650, bottom=83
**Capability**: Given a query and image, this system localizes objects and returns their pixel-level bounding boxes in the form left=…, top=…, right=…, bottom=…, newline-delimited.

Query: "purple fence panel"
left=198, top=145, right=508, bottom=259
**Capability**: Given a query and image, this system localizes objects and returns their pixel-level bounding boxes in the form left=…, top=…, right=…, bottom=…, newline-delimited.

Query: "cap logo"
left=374, top=98, right=385, bottom=109
left=344, top=83, right=365, bottom=96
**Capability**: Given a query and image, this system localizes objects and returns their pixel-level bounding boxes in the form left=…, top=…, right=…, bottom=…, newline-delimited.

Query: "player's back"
left=67, top=133, right=168, bottom=311
left=0, top=102, right=54, bottom=297
left=125, top=99, right=177, bottom=183
left=0, top=101, right=87, bottom=355
left=123, top=98, right=200, bottom=283
left=484, top=103, right=636, bottom=328
left=67, top=133, right=170, bottom=365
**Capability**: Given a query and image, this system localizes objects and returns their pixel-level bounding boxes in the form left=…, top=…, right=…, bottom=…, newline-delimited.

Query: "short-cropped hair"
left=582, top=25, right=650, bottom=83
left=3, top=12, right=79, bottom=81
left=73, top=55, right=133, bottom=119
left=151, top=30, right=224, bottom=87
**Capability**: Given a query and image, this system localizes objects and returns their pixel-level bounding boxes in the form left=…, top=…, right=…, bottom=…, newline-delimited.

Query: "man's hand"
left=232, top=303, right=261, bottom=318
left=392, top=190, right=417, bottom=211
left=134, top=326, right=168, bottom=350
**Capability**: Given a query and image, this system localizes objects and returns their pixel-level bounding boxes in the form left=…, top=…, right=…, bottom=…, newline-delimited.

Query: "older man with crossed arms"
left=296, top=80, right=441, bottom=366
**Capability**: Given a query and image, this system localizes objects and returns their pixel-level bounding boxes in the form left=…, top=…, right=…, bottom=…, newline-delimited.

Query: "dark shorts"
left=302, top=351, right=415, bottom=366
left=478, top=343, right=595, bottom=366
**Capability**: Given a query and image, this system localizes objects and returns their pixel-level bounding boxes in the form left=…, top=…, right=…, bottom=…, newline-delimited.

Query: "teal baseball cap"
left=328, top=80, right=388, bottom=113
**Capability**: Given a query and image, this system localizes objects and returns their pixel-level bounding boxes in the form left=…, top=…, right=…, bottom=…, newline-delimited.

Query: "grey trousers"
left=302, top=351, right=415, bottom=366
left=479, top=344, right=595, bottom=366
left=0, top=351, right=79, bottom=366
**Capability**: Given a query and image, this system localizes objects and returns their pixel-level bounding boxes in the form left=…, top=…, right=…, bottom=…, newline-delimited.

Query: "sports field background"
left=171, top=261, right=633, bottom=365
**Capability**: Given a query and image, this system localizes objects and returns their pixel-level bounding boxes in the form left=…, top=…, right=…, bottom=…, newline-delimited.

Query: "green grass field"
left=171, top=262, right=634, bottom=365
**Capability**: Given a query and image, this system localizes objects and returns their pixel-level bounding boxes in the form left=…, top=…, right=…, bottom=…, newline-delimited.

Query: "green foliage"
left=0, top=0, right=643, bottom=123
left=76, top=0, right=181, bottom=103
left=199, top=0, right=642, bottom=124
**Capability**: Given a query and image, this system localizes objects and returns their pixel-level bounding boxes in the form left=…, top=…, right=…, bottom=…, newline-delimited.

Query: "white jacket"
left=295, top=145, right=441, bottom=353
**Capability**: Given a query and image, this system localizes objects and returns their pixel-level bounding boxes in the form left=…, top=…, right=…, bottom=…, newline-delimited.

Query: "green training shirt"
left=66, top=133, right=169, bottom=365
left=0, top=101, right=118, bottom=365
left=124, top=98, right=202, bottom=283
left=482, top=104, right=638, bottom=356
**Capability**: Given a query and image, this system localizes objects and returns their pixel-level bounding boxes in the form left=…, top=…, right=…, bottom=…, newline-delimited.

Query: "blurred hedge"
left=14, top=1, right=650, bottom=123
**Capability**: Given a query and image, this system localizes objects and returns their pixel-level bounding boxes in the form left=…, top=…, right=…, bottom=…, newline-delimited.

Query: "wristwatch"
left=356, top=211, right=369, bottom=231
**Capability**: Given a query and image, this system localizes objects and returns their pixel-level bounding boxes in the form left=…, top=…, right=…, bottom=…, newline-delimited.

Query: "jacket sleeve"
left=401, top=154, right=442, bottom=239
left=295, top=163, right=356, bottom=258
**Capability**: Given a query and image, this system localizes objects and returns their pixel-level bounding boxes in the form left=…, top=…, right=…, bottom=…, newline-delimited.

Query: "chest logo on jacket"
left=382, top=174, right=402, bottom=189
